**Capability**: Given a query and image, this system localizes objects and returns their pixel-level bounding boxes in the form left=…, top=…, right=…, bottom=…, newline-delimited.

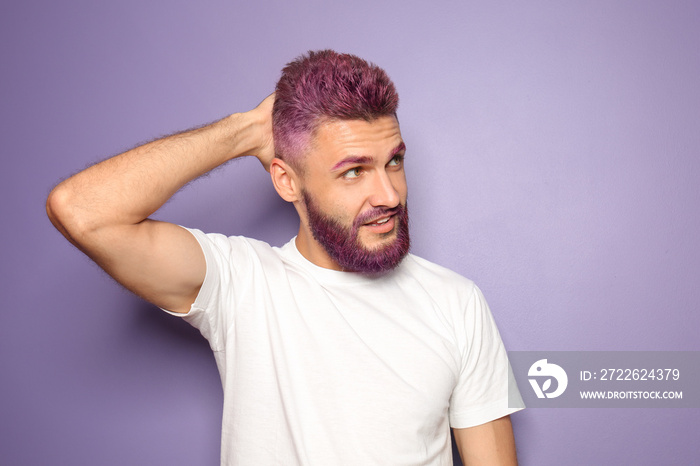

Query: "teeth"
left=375, top=217, right=389, bottom=225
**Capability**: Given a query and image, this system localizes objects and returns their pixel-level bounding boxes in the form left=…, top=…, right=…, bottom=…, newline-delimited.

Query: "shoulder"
left=185, top=228, right=276, bottom=256
left=182, top=228, right=289, bottom=275
left=401, top=253, right=476, bottom=290
left=397, top=253, right=480, bottom=306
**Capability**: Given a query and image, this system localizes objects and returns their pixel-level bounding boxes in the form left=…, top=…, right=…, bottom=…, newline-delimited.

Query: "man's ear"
left=270, top=157, right=301, bottom=202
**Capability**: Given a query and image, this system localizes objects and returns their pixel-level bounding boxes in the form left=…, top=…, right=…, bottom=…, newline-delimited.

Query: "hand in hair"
left=249, top=93, right=276, bottom=171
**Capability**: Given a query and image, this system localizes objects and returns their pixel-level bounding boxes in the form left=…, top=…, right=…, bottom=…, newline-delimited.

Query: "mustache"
left=353, top=204, right=404, bottom=229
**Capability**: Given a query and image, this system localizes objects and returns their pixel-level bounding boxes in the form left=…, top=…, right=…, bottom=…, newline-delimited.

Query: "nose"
left=368, top=169, right=401, bottom=208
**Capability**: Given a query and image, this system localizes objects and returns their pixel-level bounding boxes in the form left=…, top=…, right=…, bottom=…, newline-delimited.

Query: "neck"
left=294, top=225, right=344, bottom=271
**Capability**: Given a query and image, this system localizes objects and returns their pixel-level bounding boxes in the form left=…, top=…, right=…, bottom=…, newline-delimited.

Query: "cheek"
left=340, top=202, right=368, bottom=229
left=307, top=190, right=362, bottom=229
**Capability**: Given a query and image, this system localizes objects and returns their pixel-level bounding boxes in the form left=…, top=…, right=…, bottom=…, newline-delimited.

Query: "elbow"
left=46, top=183, right=90, bottom=242
left=46, top=183, right=69, bottom=230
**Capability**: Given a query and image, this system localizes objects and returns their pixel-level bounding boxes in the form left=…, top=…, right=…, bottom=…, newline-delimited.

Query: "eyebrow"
left=330, top=142, right=406, bottom=172
left=331, top=155, right=373, bottom=172
left=390, top=142, right=406, bottom=157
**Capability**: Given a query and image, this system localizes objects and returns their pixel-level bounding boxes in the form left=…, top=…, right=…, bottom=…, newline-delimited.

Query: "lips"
left=362, top=213, right=397, bottom=234
left=365, top=215, right=392, bottom=226
left=358, top=206, right=400, bottom=226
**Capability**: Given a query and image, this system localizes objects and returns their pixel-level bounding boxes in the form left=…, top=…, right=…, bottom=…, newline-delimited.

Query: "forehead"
left=309, top=116, right=403, bottom=165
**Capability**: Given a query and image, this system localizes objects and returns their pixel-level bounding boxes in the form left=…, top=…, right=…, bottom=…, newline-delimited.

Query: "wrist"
left=219, top=111, right=266, bottom=161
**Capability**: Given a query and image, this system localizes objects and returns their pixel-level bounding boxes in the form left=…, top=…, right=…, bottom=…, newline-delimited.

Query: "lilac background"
left=2, top=1, right=699, bottom=464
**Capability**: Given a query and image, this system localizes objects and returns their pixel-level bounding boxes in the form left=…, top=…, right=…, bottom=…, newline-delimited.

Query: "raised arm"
left=46, top=95, right=275, bottom=313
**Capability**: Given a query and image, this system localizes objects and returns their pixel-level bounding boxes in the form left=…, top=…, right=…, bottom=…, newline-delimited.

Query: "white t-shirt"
left=167, top=229, right=524, bottom=465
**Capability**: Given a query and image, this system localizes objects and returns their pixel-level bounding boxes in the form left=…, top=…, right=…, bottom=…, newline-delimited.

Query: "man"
left=47, top=50, right=524, bottom=465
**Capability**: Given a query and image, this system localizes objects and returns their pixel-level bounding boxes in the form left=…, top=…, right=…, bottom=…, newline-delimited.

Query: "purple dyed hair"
left=272, top=50, right=399, bottom=170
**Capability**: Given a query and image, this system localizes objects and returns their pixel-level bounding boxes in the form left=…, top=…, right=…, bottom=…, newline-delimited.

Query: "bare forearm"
left=48, top=110, right=266, bottom=237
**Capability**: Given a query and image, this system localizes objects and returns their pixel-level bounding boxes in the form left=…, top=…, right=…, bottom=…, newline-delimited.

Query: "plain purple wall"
left=2, top=1, right=699, bottom=464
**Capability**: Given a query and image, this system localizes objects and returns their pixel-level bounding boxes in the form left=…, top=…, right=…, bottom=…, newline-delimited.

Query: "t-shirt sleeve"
left=449, top=284, right=525, bottom=428
left=161, top=227, right=253, bottom=352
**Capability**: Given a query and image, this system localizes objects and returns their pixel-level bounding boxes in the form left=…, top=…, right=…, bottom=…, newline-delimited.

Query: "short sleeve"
left=448, top=285, right=524, bottom=428
left=161, top=227, right=254, bottom=352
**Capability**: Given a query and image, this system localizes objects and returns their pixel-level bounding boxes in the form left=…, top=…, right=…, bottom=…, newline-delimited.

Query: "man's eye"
left=343, top=167, right=362, bottom=179
left=388, top=155, right=404, bottom=166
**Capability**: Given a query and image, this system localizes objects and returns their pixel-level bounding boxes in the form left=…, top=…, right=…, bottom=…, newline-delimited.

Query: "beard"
left=301, top=190, right=410, bottom=274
